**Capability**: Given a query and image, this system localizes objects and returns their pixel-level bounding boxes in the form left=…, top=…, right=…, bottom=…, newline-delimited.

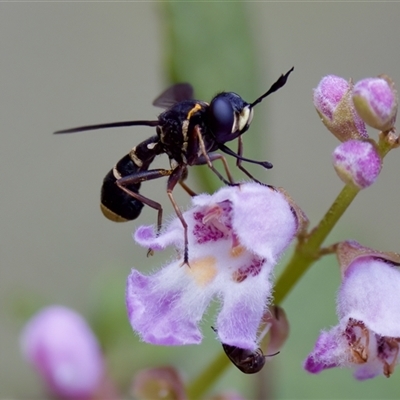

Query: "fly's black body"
left=54, top=68, right=293, bottom=263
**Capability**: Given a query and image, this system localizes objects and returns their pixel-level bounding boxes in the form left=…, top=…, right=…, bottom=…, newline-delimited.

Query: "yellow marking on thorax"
left=182, top=103, right=203, bottom=143
left=187, top=103, right=203, bottom=120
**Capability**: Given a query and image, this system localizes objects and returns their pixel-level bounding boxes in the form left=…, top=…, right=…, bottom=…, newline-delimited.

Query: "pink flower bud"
left=314, top=75, right=368, bottom=141
left=209, top=392, right=247, bottom=400
left=262, top=305, right=290, bottom=354
left=352, top=76, right=398, bottom=131
left=20, top=306, right=104, bottom=399
left=131, top=367, right=186, bottom=400
left=332, top=140, right=381, bottom=189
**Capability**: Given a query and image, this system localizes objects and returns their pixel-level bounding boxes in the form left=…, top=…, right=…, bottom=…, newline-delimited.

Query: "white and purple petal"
left=338, top=257, right=400, bottom=338
left=127, top=183, right=299, bottom=347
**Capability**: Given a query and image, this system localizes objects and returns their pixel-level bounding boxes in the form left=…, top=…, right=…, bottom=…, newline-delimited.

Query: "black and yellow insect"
left=54, top=68, right=293, bottom=263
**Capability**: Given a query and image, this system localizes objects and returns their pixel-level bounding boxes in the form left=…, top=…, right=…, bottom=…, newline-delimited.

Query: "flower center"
left=344, top=318, right=400, bottom=377
left=192, top=202, right=232, bottom=244
left=185, top=256, right=217, bottom=286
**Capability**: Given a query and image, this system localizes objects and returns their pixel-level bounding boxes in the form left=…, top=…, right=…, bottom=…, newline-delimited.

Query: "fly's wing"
left=152, top=83, right=194, bottom=109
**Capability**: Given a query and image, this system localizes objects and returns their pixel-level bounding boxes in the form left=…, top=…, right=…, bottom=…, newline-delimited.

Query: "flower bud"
left=131, top=367, right=186, bottom=400
left=20, top=306, right=104, bottom=399
left=209, top=392, right=246, bottom=400
left=332, top=140, right=381, bottom=189
left=261, top=305, right=290, bottom=354
left=314, top=75, right=368, bottom=141
left=352, top=75, right=398, bottom=131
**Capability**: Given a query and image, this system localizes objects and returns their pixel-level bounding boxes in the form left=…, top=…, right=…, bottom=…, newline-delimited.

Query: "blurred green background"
left=2, top=2, right=400, bottom=399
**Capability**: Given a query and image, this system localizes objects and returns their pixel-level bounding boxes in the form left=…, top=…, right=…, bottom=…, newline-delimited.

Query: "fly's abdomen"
left=100, top=154, right=144, bottom=222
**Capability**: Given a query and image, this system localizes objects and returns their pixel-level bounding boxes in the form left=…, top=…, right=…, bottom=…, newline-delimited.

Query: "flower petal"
left=126, top=264, right=213, bottom=345
left=353, top=361, right=383, bottom=380
left=338, top=257, right=400, bottom=337
left=216, top=265, right=272, bottom=350
left=304, top=328, right=344, bottom=374
left=231, top=183, right=297, bottom=260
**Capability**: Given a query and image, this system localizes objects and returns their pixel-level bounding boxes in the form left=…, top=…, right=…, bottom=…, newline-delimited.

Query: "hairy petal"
left=217, top=265, right=272, bottom=350
left=339, top=257, right=400, bottom=337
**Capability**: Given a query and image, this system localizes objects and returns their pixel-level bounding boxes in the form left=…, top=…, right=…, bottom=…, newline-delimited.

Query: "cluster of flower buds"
left=314, top=74, right=398, bottom=189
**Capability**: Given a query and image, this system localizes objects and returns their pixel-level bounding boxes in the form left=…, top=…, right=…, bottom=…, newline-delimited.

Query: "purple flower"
left=21, top=306, right=105, bottom=399
left=332, top=139, right=382, bottom=189
left=353, top=75, right=398, bottom=131
left=304, top=241, right=400, bottom=380
left=126, top=183, right=300, bottom=350
left=313, top=75, right=368, bottom=141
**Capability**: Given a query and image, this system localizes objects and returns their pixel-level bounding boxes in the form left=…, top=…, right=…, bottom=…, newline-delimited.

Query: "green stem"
left=273, top=134, right=393, bottom=304
left=274, top=183, right=359, bottom=304
left=186, top=351, right=230, bottom=400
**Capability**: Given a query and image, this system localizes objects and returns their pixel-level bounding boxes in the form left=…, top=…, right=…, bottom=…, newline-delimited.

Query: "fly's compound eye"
left=209, top=96, right=235, bottom=142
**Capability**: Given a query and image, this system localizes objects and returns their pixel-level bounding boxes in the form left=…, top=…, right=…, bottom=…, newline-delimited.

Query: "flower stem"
left=186, top=351, right=230, bottom=399
left=273, top=183, right=359, bottom=304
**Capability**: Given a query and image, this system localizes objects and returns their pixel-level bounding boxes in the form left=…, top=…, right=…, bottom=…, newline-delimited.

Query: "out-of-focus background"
left=2, top=2, right=400, bottom=398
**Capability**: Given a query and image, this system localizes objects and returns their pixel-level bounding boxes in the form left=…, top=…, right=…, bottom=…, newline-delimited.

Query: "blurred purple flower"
left=21, top=305, right=105, bottom=399
left=304, top=241, right=400, bottom=380
left=126, top=183, right=299, bottom=350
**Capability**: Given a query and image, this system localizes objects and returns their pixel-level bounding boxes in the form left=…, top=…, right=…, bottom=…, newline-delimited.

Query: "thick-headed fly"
left=54, top=68, right=293, bottom=264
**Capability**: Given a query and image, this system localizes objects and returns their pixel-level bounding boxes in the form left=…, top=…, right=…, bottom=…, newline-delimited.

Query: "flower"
left=131, top=367, right=186, bottom=400
left=352, top=75, right=398, bottom=131
left=126, top=183, right=300, bottom=350
left=304, top=241, right=400, bottom=380
left=20, top=305, right=105, bottom=399
left=313, top=75, right=368, bottom=141
left=332, top=139, right=382, bottom=189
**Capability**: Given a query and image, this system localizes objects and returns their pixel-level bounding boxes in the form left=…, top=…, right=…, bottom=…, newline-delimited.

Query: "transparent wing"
left=152, top=83, right=194, bottom=109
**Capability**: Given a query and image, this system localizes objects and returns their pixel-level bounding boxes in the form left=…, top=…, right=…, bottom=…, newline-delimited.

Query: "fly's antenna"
left=54, top=120, right=159, bottom=134
left=250, top=67, right=294, bottom=109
